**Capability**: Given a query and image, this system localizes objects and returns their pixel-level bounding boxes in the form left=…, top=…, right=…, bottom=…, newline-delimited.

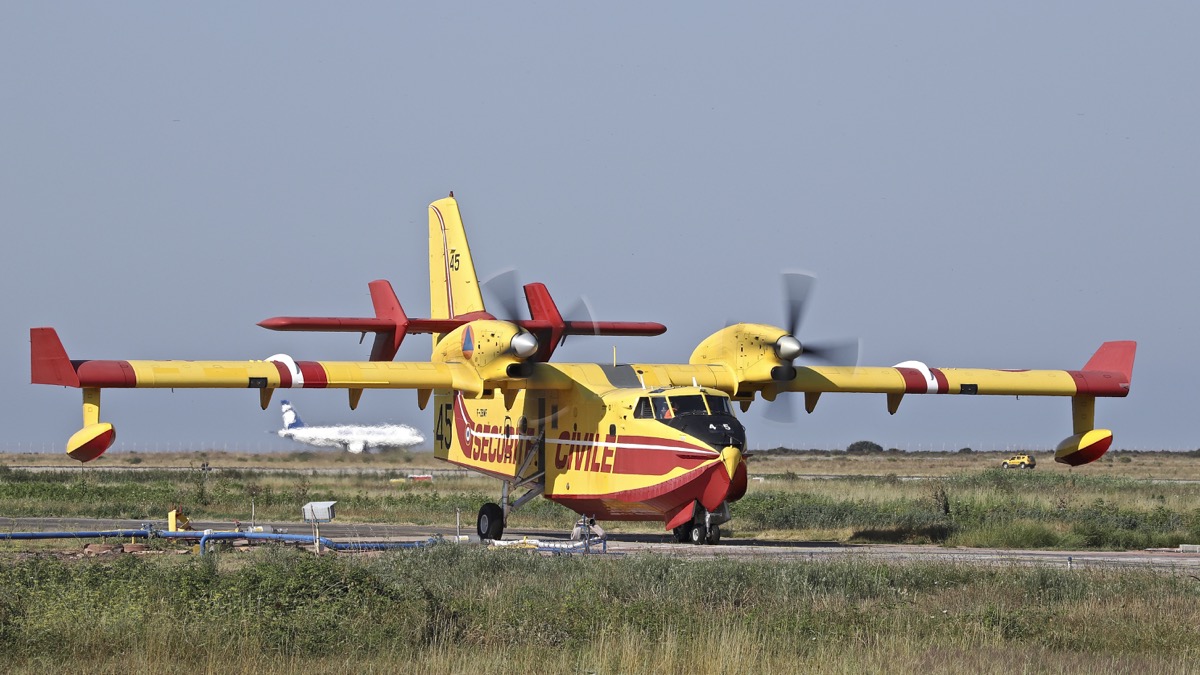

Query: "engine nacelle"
left=1054, top=429, right=1114, bottom=466
left=67, top=423, right=116, bottom=463
left=433, top=320, right=537, bottom=393
left=690, top=324, right=792, bottom=394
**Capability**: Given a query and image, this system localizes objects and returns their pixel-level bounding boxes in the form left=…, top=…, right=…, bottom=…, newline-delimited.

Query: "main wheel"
left=477, top=502, right=505, bottom=541
left=1019, top=462, right=1028, bottom=469
left=690, top=524, right=706, bottom=545
left=673, top=525, right=690, bottom=543
left=706, top=526, right=721, bottom=545
left=1001, top=463, right=1010, bottom=469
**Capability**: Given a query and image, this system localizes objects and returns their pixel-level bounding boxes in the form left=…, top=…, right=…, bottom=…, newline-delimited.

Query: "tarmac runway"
left=3, top=516, right=1198, bottom=572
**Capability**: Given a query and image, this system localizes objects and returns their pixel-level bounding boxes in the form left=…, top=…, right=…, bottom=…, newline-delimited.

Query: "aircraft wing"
left=31, top=327, right=476, bottom=461
left=32, top=335, right=460, bottom=392
left=783, top=340, right=1134, bottom=400
left=649, top=341, right=1134, bottom=401
left=646, top=341, right=1135, bottom=466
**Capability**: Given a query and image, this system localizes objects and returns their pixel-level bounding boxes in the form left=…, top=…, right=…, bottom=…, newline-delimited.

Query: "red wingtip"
left=30, top=328, right=80, bottom=387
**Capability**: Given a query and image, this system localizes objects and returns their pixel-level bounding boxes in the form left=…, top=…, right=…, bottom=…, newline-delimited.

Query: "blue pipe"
left=0, top=529, right=151, bottom=540
left=0, top=528, right=451, bottom=554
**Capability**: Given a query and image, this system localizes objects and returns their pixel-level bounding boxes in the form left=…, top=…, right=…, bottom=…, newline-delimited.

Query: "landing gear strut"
left=476, top=433, right=546, bottom=542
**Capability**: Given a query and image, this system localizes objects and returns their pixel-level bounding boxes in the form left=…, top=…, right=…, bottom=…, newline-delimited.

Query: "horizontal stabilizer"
left=261, top=280, right=666, bottom=364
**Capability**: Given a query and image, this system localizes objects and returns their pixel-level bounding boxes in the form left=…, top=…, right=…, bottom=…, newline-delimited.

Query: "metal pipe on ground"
left=0, top=528, right=461, bottom=554
left=0, top=529, right=151, bottom=540
left=195, top=532, right=449, bottom=555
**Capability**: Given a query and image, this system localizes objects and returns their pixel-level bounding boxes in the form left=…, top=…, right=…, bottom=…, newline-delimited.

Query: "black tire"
left=706, top=526, right=721, bottom=545
left=1019, top=462, right=1028, bottom=469
left=690, top=524, right=706, bottom=545
left=477, top=503, right=504, bottom=540
left=1001, top=463, right=1010, bottom=469
left=672, top=525, right=690, bottom=543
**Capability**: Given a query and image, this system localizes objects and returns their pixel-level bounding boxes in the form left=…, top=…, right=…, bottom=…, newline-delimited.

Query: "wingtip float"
left=31, top=193, right=1136, bottom=544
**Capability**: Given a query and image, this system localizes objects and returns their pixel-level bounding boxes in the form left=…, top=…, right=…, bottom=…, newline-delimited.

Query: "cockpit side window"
left=634, top=397, right=654, bottom=419
left=704, top=395, right=732, bottom=415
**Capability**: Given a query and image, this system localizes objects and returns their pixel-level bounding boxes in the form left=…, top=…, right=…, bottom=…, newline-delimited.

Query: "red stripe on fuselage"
left=897, top=367, right=928, bottom=394
left=551, top=460, right=733, bottom=523
left=610, top=435, right=712, bottom=475
left=1066, top=370, right=1130, bottom=397
left=931, top=368, right=948, bottom=394
left=547, top=433, right=714, bottom=477
left=271, top=361, right=292, bottom=388
left=297, top=362, right=327, bottom=388
left=75, top=360, right=137, bottom=387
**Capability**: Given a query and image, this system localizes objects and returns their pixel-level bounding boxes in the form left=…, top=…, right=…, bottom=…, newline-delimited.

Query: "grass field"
left=0, top=545, right=1197, bottom=674
left=2, top=448, right=1199, bottom=673
left=2, top=448, right=1199, bottom=550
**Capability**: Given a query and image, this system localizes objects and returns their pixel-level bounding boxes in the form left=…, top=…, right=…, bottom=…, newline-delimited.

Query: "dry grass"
left=3, top=446, right=1198, bottom=481
left=1, top=550, right=1197, bottom=674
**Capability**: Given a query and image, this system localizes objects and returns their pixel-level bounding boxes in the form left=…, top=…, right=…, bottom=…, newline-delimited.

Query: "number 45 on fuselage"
left=30, top=193, right=1136, bottom=545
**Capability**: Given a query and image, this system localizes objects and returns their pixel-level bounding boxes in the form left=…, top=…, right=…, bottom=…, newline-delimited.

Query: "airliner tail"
left=280, top=400, right=304, bottom=430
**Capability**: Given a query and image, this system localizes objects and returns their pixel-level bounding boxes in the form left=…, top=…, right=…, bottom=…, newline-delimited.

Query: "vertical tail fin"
left=428, top=194, right=486, bottom=346
left=31, top=328, right=80, bottom=387
left=280, top=400, right=304, bottom=429
left=1082, top=340, right=1137, bottom=383
left=367, top=279, right=409, bottom=362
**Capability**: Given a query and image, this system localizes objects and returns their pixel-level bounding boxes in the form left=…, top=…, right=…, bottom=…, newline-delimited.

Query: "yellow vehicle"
left=1001, top=453, right=1036, bottom=469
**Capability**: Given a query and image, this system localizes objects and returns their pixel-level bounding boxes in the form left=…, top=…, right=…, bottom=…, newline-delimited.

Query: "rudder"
left=428, top=195, right=486, bottom=343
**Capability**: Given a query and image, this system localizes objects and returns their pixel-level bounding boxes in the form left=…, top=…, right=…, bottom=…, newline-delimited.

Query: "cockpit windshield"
left=705, top=395, right=732, bottom=415
left=627, top=390, right=744, bottom=450
left=669, top=395, right=707, bottom=417
left=633, top=391, right=735, bottom=421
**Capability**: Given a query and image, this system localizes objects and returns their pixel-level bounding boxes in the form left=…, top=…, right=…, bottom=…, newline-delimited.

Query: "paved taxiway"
left=3, top=517, right=1198, bottom=573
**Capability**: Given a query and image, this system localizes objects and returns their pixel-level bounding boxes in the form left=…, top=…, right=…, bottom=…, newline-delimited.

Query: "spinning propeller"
left=765, top=272, right=861, bottom=422
left=481, top=267, right=663, bottom=362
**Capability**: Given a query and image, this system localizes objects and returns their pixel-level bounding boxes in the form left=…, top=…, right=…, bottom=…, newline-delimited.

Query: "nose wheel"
left=673, top=501, right=729, bottom=545
left=687, top=523, right=721, bottom=545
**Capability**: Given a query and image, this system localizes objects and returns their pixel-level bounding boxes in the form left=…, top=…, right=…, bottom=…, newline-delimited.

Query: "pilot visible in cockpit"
left=656, top=399, right=674, bottom=420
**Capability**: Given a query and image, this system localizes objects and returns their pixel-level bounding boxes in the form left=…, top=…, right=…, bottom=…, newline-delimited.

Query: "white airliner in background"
left=276, top=400, right=425, bottom=453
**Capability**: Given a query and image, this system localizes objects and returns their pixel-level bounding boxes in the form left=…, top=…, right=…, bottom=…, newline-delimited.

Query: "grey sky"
left=3, top=4, right=1196, bottom=452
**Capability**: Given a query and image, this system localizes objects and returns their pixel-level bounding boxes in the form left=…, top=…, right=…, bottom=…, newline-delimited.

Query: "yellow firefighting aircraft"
left=30, top=194, right=1137, bottom=544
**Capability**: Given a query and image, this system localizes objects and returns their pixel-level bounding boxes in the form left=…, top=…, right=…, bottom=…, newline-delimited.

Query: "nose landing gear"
left=672, top=501, right=730, bottom=545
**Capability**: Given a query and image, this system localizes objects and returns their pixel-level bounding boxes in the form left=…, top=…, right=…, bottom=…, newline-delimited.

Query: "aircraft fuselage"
left=433, top=363, right=747, bottom=526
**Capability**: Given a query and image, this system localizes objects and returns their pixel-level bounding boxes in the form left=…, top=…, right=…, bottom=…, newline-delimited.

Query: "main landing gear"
left=477, top=503, right=504, bottom=540
left=672, top=501, right=730, bottom=545
left=475, top=435, right=546, bottom=542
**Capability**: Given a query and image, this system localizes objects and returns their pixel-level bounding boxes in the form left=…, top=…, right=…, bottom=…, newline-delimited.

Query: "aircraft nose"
left=720, top=445, right=743, bottom=481
left=720, top=445, right=749, bottom=503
